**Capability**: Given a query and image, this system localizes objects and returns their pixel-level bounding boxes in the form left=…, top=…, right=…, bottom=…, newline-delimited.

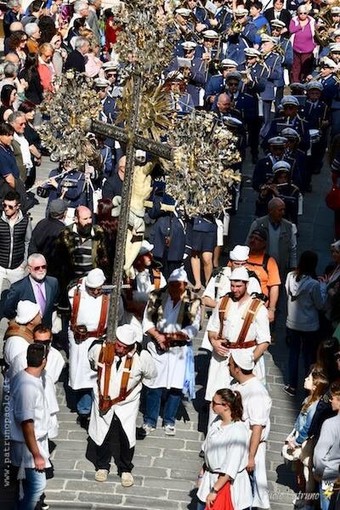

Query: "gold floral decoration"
left=38, top=73, right=102, bottom=164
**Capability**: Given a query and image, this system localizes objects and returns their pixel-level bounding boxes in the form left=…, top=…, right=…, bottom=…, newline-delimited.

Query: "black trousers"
left=86, top=414, right=134, bottom=475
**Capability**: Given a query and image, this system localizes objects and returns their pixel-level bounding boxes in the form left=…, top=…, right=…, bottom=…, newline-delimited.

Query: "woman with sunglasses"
left=197, top=388, right=252, bottom=510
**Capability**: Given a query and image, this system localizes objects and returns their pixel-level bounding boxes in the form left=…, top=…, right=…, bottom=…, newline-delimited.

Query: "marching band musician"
left=204, top=58, right=238, bottom=108
left=318, top=56, right=338, bottom=106
left=184, top=0, right=212, bottom=32
left=270, top=19, right=293, bottom=107
left=258, top=33, right=284, bottom=139
left=164, top=71, right=195, bottom=115
left=304, top=81, right=329, bottom=176
left=223, top=7, right=257, bottom=65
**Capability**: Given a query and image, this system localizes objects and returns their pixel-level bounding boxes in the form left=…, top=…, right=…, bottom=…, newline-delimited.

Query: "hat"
left=244, top=47, right=261, bottom=57
left=268, top=136, right=288, bottom=146
left=102, top=61, right=118, bottom=71
left=203, top=29, right=219, bottom=39
left=333, top=28, right=340, bottom=37
left=181, top=41, right=197, bottom=50
left=15, top=300, right=41, bottom=325
left=226, top=71, right=242, bottom=81
left=49, top=198, right=67, bottom=216
left=281, top=95, right=299, bottom=107
left=85, top=268, right=106, bottom=288
left=234, top=7, right=248, bottom=16
left=250, top=227, right=267, bottom=241
left=281, top=127, right=300, bottom=140
left=320, top=56, right=337, bottom=68
left=231, top=349, right=255, bottom=370
left=229, top=267, right=249, bottom=282
left=305, top=81, right=323, bottom=91
left=229, top=245, right=250, bottom=261
left=223, top=116, right=243, bottom=129
left=270, top=19, right=286, bottom=29
left=261, top=33, right=276, bottom=44
left=331, top=6, right=340, bottom=14
left=290, top=82, right=306, bottom=91
left=273, top=160, right=291, bottom=173
left=221, top=58, right=238, bottom=67
left=175, top=7, right=191, bottom=16
left=166, top=70, right=184, bottom=81
left=94, top=78, right=110, bottom=88
left=138, top=240, right=154, bottom=256
left=168, top=267, right=188, bottom=283
left=330, top=42, right=340, bottom=52
left=116, top=324, right=138, bottom=346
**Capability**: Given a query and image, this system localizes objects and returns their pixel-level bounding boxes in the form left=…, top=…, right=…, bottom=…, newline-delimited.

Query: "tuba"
left=314, top=5, right=334, bottom=47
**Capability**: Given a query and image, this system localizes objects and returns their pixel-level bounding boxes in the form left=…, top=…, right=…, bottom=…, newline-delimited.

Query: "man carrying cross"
left=86, top=324, right=156, bottom=487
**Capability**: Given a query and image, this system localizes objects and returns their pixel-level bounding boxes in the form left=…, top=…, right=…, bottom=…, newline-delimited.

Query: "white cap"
left=85, top=268, right=106, bottom=288
left=168, top=267, right=188, bottom=283
left=221, top=58, right=238, bottom=67
left=244, top=47, right=261, bottom=57
left=203, top=29, right=219, bottom=39
left=175, top=8, right=191, bottom=16
left=261, top=33, right=276, bottom=44
left=15, top=300, right=41, bottom=325
left=281, top=127, right=300, bottom=140
left=330, top=42, right=340, bottom=52
left=102, top=61, right=118, bottom=71
left=229, top=267, right=249, bottom=282
left=234, top=7, right=248, bottom=16
left=116, top=324, right=138, bottom=345
left=231, top=349, right=255, bottom=370
left=229, top=245, right=250, bottom=261
left=166, top=70, right=184, bottom=81
left=331, top=6, right=340, bottom=14
left=181, top=41, right=197, bottom=50
left=272, top=160, right=291, bottom=173
left=94, top=78, right=110, bottom=88
left=270, top=19, right=286, bottom=29
left=320, top=56, right=337, bottom=68
left=138, top=240, right=154, bottom=256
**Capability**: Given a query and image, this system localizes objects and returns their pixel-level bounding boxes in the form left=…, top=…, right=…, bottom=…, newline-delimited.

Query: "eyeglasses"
left=106, top=73, right=117, bottom=77
left=30, top=265, right=47, bottom=271
left=35, top=340, right=52, bottom=346
left=2, top=202, right=17, bottom=209
left=212, top=400, right=225, bottom=406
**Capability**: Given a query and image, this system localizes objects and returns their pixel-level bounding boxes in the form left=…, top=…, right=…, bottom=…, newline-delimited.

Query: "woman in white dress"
left=197, top=388, right=252, bottom=510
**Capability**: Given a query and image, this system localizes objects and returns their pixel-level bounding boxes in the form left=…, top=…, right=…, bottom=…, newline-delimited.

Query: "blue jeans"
left=19, top=467, right=46, bottom=510
left=75, top=388, right=93, bottom=415
left=320, top=484, right=333, bottom=510
left=197, top=501, right=205, bottom=510
left=286, top=328, right=319, bottom=389
left=144, top=387, right=182, bottom=427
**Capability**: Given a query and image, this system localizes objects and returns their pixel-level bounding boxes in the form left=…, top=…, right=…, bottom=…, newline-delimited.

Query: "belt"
left=224, top=340, right=257, bottom=349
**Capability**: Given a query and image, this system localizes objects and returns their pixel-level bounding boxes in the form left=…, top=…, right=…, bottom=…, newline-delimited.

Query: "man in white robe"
left=229, top=349, right=272, bottom=510
left=205, top=267, right=270, bottom=404
left=86, top=324, right=156, bottom=487
left=142, top=267, right=201, bottom=436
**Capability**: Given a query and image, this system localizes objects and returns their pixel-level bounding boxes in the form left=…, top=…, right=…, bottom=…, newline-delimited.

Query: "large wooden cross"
left=86, top=73, right=173, bottom=342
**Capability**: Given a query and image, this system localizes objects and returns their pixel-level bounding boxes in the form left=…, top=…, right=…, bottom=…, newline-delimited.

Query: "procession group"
left=1, top=0, right=340, bottom=509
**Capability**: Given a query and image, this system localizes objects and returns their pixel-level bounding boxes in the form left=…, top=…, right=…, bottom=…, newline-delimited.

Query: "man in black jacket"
left=64, top=36, right=90, bottom=73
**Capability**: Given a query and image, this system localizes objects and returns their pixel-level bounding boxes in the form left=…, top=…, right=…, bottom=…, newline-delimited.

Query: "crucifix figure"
left=85, top=72, right=173, bottom=343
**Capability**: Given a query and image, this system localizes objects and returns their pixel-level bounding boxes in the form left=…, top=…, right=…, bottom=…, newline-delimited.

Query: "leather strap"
left=218, top=295, right=231, bottom=339
left=4, top=322, right=34, bottom=343
left=237, top=298, right=263, bottom=344
left=70, top=285, right=81, bottom=331
left=71, top=288, right=109, bottom=338
left=152, top=268, right=161, bottom=290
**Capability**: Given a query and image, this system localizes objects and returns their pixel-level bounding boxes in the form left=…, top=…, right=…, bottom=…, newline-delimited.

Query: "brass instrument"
left=314, top=5, right=334, bottom=47
left=228, top=20, right=243, bottom=35
left=256, top=24, right=269, bottom=36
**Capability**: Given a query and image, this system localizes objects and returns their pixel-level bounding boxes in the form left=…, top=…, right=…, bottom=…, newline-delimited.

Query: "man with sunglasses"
left=0, top=190, right=32, bottom=298
left=3, top=252, right=59, bottom=329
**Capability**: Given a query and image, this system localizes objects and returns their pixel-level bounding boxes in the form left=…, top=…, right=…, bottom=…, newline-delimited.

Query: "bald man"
left=246, top=197, right=297, bottom=277
left=53, top=206, right=108, bottom=306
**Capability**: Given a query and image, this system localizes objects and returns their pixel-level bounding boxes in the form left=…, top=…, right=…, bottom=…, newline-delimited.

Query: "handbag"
left=204, top=481, right=234, bottom=510
left=37, top=186, right=50, bottom=198
left=325, top=186, right=340, bottom=211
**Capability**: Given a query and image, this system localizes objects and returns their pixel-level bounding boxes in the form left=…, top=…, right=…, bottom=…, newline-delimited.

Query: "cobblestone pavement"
left=0, top=152, right=334, bottom=509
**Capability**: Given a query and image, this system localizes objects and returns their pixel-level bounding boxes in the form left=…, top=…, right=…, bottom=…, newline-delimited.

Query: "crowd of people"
left=1, top=0, right=340, bottom=509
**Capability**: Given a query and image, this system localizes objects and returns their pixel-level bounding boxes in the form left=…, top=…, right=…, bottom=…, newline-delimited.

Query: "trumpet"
left=228, top=20, right=243, bottom=36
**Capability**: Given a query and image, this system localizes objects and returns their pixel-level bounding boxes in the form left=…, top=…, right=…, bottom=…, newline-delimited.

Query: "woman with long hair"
left=18, top=52, right=44, bottom=105
left=0, top=84, right=17, bottom=122
left=7, top=30, right=28, bottom=70
left=197, top=388, right=252, bottom=510
left=18, top=100, right=42, bottom=189
left=284, top=250, right=327, bottom=397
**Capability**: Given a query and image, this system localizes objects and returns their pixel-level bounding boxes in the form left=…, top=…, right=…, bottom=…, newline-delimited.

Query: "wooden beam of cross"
left=85, top=73, right=173, bottom=343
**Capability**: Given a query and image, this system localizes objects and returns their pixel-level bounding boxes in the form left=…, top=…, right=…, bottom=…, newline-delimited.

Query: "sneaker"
left=95, top=469, right=108, bottom=482
left=40, top=493, right=49, bottom=510
left=164, top=424, right=176, bottom=436
left=121, top=472, right=134, bottom=487
left=283, top=385, right=296, bottom=397
left=142, top=423, right=155, bottom=436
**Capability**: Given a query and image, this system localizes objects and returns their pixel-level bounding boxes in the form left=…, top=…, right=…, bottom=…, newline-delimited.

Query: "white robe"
left=88, top=344, right=156, bottom=447
left=197, top=419, right=253, bottom=510
left=68, top=283, right=109, bottom=390
left=4, top=336, right=28, bottom=366
left=232, top=377, right=272, bottom=509
left=201, top=268, right=262, bottom=350
left=142, top=294, right=200, bottom=389
left=205, top=296, right=270, bottom=401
